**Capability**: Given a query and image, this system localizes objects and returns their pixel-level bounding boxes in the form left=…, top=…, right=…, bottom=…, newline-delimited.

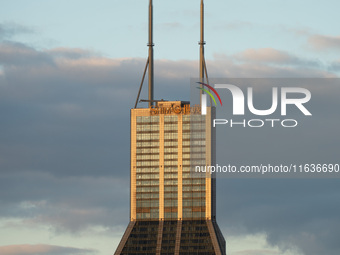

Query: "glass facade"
left=136, top=116, right=160, bottom=220
left=134, top=109, right=208, bottom=220
left=115, top=102, right=225, bottom=255
left=120, top=220, right=219, bottom=255
left=183, top=115, right=206, bottom=219
left=164, top=115, right=178, bottom=219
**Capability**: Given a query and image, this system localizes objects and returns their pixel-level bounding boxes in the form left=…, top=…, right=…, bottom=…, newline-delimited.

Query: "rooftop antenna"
left=135, top=0, right=154, bottom=108
left=135, top=1, right=209, bottom=108
left=148, top=0, right=154, bottom=107
left=199, top=0, right=211, bottom=105
left=199, top=0, right=205, bottom=83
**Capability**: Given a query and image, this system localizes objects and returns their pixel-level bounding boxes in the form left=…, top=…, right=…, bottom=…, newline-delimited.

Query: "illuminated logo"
left=150, top=104, right=201, bottom=115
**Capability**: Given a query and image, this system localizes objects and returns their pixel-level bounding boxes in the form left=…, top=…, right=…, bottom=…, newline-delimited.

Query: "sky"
left=1, top=0, right=340, bottom=255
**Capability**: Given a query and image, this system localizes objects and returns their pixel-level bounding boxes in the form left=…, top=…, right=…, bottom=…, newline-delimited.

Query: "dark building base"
left=114, top=220, right=226, bottom=255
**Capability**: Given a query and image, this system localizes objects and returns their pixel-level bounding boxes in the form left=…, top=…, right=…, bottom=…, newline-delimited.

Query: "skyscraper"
left=114, top=102, right=225, bottom=255
left=114, top=1, right=225, bottom=254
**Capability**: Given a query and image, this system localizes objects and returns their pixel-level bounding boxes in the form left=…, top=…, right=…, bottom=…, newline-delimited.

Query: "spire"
left=199, top=0, right=211, bottom=106
left=199, top=0, right=207, bottom=103
left=148, top=0, right=154, bottom=107
left=199, top=0, right=205, bottom=81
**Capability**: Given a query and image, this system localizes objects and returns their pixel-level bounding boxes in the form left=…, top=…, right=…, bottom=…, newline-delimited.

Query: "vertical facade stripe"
left=130, top=110, right=137, bottom=220
left=159, top=114, right=164, bottom=219
left=177, top=114, right=183, bottom=220
left=205, top=107, right=212, bottom=219
left=156, top=221, right=164, bottom=255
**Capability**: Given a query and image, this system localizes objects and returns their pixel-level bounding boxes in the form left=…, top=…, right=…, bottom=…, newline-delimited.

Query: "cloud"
left=0, top=244, right=95, bottom=255
left=218, top=179, right=340, bottom=255
left=0, top=43, right=150, bottom=178
left=0, top=41, right=53, bottom=66
left=47, top=47, right=101, bottom=60
left=232, top=250, right=280, bottom=255
left=209, top=55, right=332, bottom=78
left=0, top=42, right=334, bottom=178
left=1, top=40, right=340, bottom=255
left=232, top=48, right=320, bottom=67
left=329, top=59, right=340, bottom=71
left=0, top=171, right=129, bottom=232
left=308, top=34, right=340, bottom=51
left=0, top=23, right=35, bottom=40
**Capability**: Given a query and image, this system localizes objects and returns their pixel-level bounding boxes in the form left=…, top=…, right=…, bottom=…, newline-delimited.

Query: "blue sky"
left=1, top=1, right=340, bottom=255
left=2, top=0, right=340, bottom=61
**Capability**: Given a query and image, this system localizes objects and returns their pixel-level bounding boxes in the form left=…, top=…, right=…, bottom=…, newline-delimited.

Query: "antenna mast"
left=148, top=0, right=154, bottom=107
left=199, top=0, right=205, bottom=83
left=134, top=0, right=154, bottom=108
left=199, top=0, right=211, bottom=105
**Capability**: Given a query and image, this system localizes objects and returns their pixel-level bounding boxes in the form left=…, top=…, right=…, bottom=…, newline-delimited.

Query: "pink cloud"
left=0, top=244, right=94, bottom=255
left=308, top=34, right=340, bottom=51
left=234, top=48, right=301, bottom=65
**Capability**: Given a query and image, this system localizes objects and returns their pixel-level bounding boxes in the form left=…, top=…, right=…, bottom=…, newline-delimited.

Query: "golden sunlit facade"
left=131, top=101, right=215, bottom=221
left=115, top=101, right=225, bottom=255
